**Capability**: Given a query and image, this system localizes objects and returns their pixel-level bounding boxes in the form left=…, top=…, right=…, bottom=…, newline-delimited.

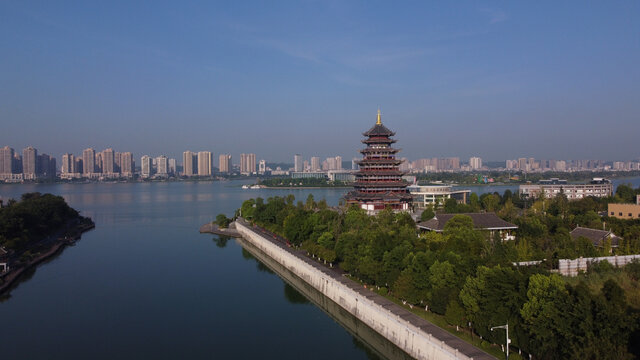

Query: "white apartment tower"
left=294, top=154, right=303, bottom=172
left=61, top=153, right=75, bottom=174
left=102, top=148, right=115, bottom=174
left=311, top=157, right=320, bottom=172
left=83, top=148, right=96, bottom=175
left=182, top=151, right=197, bottom=176
left=219, top=154, right=231, bottom=173
left=120, top=152, right=134, bottom=176
left=240, top=153, right=256, bottom=174
left=197, top=151, right=212, bottom=176
left=22, top=146, right=37, bottom=180
left=469, top=157, right=482, bottom=170
left=156, top=155, right=168, bottom=176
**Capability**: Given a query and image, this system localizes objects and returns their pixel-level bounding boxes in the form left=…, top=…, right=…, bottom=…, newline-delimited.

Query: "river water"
left=1, top=178, right=638, bottom=359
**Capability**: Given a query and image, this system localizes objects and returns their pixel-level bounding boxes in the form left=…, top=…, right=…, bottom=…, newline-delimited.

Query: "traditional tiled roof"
left=363, top=123, right=395, bottom=137
left=570, top=227, right=620, bottom=247
left=417, top=213, right=518, bottom=232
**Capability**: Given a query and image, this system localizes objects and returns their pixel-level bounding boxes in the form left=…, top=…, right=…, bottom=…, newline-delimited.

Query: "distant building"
left=407, top=185, right=470, bottom=209
left=519, top=178, right=613, bottom=200
left=182, top=151, right=197, bottom=176
left=120, top=152, right=134, bottom=177
left=240, top=153, right=256, bottom=174
left=197, top=151, right=212, bottom=176
left=291, top=172, right=328, bottom=179
left=168, top=158, right=176, bottom=175
left=294, top=154, right=303, bottom=172
left=258, top=159, right=266, bottom=174
left=102, top=148, right=115, bottom=174
left=311, top=157, right=321, bottom=172
left=61, top=153, right=75, bottom=175
left=219, top=154, right=232, bottom=173
left=83, top=148, right=96, bottom=176
left=0, top=146, right=15, bottom=175
left=469, top=157, right=482, bottom=170
left=22, top=146, right=37, bottom=180
left=141, top=155, right=153, bottom=178
left=351, top=157, right=359, bottom=171
left=37, top=153, right=56, bottom=179
left=156, top=155, right=168, bottom=176
left=328, top=170, right=355, bottom=182
left=418, top=213, right=517, bottom=241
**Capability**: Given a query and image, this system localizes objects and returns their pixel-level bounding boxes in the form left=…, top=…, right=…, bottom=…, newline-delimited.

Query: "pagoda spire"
left=376, top=108, right=382, bottom=125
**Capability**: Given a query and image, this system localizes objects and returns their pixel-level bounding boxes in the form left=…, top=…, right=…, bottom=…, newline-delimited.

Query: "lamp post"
left=491, top=323, right=510, bottom=360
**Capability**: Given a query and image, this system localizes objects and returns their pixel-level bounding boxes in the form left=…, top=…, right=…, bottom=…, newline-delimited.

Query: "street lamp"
left=491, top=323, right=510, bottom=360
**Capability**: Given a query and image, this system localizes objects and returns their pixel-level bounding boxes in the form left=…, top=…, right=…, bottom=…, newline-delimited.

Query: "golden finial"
left=376, top=108, right=382, bottom=125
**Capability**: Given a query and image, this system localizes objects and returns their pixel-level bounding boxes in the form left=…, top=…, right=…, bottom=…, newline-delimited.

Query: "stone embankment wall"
left=235, top=219, right=494, bottom=360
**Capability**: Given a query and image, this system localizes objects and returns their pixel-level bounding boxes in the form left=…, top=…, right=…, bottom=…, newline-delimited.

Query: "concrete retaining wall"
left=235, top=219, right=494, bottom=360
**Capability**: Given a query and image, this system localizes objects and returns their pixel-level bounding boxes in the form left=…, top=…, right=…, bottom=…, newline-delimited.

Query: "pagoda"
left=344, top=110, right=412, bottom=213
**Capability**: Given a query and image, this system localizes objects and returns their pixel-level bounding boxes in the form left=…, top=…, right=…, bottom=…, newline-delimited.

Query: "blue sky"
left=1, top=1, right=638, bottom=163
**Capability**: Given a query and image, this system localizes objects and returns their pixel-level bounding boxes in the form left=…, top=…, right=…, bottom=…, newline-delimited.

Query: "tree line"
left=0, top=192, right=81, bottom=250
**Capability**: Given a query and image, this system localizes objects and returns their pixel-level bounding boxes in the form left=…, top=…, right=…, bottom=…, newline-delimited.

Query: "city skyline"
left=1, top=2, right=638, bottom=161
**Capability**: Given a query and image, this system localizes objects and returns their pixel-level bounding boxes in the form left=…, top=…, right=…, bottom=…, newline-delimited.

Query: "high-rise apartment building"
left=37, top=153, right=56, bottom=178
left=114, top=152, right=121, bottom=173
left=120, top=152, right=134, bottom=176
left=335, top=156, right=342, bottom=170
left=102, top=148, right=115, bottom=174
left=61, top=153, right=75, bottom=175
left=0, top=146, right=15, bottom=174
left=469, top=157, right=482, bottom=170
left=168, top=158, right=176, bottom=175
left=240, top=153, right=256, bottom=174
left=218, top=154, right=231, bottom=173
left=258, top=159, right=266, bottom=174
left=197, top=151, right=212, bottom=176
left=141, top=155, right=153, bottom=178
left=156, top=155, right=168, bottom=176
left=182, top=151, right=197, bottom=176
left=311, top=157, right=320, bottom=172
left=83, top=148, right=96, bottom=175
left=22, top=146, right=37, bottom=180
left=75, top=157, right=83, bottom=174
left=294, top=154, right=303, bottom=172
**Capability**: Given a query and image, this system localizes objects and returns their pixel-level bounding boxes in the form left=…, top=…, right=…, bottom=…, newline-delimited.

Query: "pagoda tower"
left=344, top=110, right=412, bottom=213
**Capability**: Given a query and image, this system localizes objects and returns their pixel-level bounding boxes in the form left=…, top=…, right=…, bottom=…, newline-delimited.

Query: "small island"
left=0, top=192, right=94, bottom=296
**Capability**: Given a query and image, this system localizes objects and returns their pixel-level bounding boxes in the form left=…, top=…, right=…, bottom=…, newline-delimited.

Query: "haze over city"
left=1, top=1, right=638, bottom=162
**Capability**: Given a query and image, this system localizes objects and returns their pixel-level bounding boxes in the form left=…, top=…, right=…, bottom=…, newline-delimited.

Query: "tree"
left=520, top=274, right=568, bottom=358
left=445, top=300, right=466, bottom=329
left=215, top=213, right=231, bottom=228
left=420, top=205, right=435, bottom=221
left=444, top=198, right=459, bottom=213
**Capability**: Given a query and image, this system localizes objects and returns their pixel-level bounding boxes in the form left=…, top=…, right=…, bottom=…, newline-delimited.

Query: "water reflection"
left=283, top=283, right=310, bottom=305
left=212, top=236, right=230, bottom=248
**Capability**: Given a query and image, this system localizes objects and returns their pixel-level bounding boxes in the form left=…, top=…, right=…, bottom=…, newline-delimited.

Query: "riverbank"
left=0, top=219, right=95, bottom=296
left=234, top=218, right=495, bottom=360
